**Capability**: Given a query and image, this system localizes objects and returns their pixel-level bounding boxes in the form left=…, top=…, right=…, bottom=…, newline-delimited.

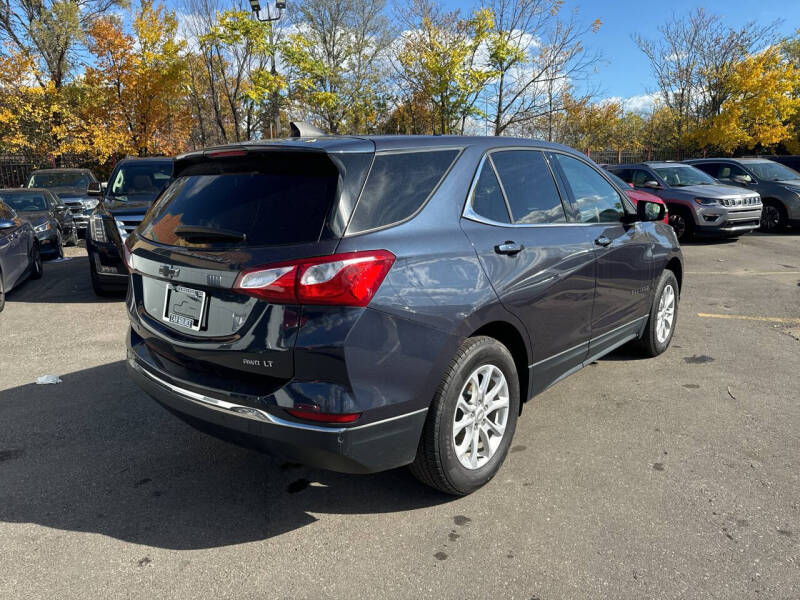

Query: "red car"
left=606, top=170, right=669, bottom=224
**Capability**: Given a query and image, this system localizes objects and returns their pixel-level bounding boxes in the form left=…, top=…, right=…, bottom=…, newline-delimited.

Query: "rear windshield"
left=139, top=152, right=370, bottom=247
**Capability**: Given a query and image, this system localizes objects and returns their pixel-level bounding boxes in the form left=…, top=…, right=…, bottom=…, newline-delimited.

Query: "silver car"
left=685, top=158, right=800, bottom=233
left=0, top=200, right=43, bottom=312
left=607, top=162, right=762, bottom=241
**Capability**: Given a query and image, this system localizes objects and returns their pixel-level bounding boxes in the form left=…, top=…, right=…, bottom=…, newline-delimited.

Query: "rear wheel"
left=760, top=200, right=787, bottom=233
left=638, top=269, right=679, bottom=357
left=410, top=336, right=520, bottom=495
left=0, top=271, right=5, bottom=312
left=29, top=243, right=42, bottom=280
left=668, top=207, right=694, bottom=242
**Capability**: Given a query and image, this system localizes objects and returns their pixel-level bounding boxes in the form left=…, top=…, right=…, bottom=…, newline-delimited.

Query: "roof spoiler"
left=289, top=121, right=328, bottom=138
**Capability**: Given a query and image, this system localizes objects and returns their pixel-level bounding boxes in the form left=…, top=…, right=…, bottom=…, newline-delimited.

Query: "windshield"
left=28, top=172, right=90, bottom=189
left=746, top=161, right=800, bottom=182
left=0, top=192, right=48, bottom=212
left=108, top=163, right=173, bottom=199
left=652, top=165, right=716, bottom=187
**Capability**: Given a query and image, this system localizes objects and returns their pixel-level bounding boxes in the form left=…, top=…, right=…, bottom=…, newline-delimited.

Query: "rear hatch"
left=127, top=144, right=374, bottom=395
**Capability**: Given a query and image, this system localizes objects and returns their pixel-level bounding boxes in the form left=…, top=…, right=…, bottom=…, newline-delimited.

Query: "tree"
left=635, top=8, right=777, bottom=148
left=81, top=0, right=190, bottom=159
left=282, top=0, right=392, bottom=134
left=485, top=0, right=602, bottom=136
left=691, top=47, right=800, bottom=152
left=393, top=0, right=494, bottom=135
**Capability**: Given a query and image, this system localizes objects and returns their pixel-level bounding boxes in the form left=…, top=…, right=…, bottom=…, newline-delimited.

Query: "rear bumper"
left=126, top=342, right=428, bottom=474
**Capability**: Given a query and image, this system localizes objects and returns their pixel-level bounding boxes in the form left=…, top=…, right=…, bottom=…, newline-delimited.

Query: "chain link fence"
left=583, top=149, right=703, bottom=165
left=0, top=154, right=104, bottom=188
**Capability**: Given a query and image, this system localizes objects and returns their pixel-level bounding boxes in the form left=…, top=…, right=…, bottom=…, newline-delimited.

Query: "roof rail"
left=289, top=121, right=328, bottom=138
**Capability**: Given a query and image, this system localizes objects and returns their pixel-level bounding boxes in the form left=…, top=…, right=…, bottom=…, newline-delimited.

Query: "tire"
left=0, top=270, right=5, bottom=313
left=55, top=231, right=64, bottom=259
left=638, top=269, right=679, bottom=357
left=29, top=243, right=43, bottom=280
left=760, top=200, right=788, bottom=233
left=668, top=206, right=694, bottom=242
left=410, top=336, right=520, bottom=496
left=66, top=225, right=78, bottom=247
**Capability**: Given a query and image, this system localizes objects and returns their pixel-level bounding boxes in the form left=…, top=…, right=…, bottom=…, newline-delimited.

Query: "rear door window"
left=491, top=150, right=566, bottom=224
left=470, top=160, right=511, bottom=223
left=347, top=149, right=459, bottom=234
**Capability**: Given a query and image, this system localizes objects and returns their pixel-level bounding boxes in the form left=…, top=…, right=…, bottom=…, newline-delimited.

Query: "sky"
left=437, top=0, right=800, bottom=109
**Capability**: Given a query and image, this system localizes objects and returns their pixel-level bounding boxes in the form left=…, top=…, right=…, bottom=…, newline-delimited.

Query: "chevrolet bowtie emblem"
left=159, top=265, right=180, bottom=279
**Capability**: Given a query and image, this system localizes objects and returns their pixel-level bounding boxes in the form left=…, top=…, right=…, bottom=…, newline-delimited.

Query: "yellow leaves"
left=591, top=19, right=602, bottom=33
left=691, top=46, right=800, bottom=152
left=81, top=0, right=189, bottom=158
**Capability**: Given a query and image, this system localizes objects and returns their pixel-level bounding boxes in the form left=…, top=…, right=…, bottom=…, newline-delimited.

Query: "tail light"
left=233, top=250, right=395, bottom=307
left=285, top=408, right=361, bottom=424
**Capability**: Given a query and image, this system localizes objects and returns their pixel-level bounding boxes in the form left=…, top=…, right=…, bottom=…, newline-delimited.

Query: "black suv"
left=125, top=135, right=682, bottom=495
left=87, top=157, right=173, bottom=295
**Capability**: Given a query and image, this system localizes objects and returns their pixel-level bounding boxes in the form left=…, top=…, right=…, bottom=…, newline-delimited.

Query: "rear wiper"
left=174, top=225, right=247, bottom=243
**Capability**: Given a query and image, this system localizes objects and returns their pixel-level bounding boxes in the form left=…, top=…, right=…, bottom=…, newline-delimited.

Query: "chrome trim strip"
left=129, top=357, right=427, bottom=433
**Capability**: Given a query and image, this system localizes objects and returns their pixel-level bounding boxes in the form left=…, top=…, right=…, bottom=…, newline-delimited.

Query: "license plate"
left=163, top=284, right=207, bottom=331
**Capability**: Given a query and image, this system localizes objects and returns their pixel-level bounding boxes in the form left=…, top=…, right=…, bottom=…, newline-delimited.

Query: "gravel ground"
left=0, top=233, right=798, bottom=599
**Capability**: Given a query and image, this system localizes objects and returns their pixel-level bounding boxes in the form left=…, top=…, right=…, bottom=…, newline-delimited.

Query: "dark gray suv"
left=125, top=135, right=683, bottom=495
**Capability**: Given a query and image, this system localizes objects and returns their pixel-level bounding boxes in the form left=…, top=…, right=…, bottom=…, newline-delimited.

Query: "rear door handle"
left=495, top=241, right=523, bottom=255
left=594, top=236, right=612, bottom=247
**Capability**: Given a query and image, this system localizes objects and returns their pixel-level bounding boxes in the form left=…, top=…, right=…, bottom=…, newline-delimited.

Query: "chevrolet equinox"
left=125, top=134, right=683, bottom=495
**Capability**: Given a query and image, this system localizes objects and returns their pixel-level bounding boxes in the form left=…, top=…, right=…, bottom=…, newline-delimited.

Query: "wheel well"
left=665, top=257, right=682, bottom=291
left=471, top=321, right=529, bottom=412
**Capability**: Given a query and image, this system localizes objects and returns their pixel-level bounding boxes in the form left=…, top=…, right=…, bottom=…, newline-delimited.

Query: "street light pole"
left=249, top=0, right=286, bottom=22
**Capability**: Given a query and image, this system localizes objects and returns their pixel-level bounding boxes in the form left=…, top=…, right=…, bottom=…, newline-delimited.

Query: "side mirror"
left=87, top=182, right=102, bottom=196
left=732, top=174, right=752, bottom=184
left=637, top=200, right=666, bottom=222
left=642, top=180, right=660, bottom=189
left=0, top=219, right=16, bottom=229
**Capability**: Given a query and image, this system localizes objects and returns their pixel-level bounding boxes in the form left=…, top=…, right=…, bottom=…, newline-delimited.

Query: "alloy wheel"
left=760, top=205, right=780, bottom=232
left=656, top=284, right=676, bottom=344
left=669, top=213, right=686, bottom=240
left=452, top=364, right=510, bottom=470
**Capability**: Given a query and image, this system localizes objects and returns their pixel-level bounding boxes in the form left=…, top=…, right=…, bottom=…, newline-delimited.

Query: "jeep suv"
left=606, top=162, right=762, bottom=241
left=125, top=135, right=682, bottom=495
left=685, top=157, right=800, bottom=233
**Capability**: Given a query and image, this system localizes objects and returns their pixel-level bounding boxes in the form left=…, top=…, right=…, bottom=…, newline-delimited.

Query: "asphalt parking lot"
left=1, top=234, right=798, bottom=599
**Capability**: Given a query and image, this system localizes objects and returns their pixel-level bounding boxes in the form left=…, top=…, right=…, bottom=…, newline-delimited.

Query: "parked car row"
left=604, top=157, right=800, bottom=241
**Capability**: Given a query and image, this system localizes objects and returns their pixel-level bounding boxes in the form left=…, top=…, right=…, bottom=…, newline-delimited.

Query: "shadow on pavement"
left=5, top=254, right=124, bottom=304
left=0, top=361, right=448, bottom=549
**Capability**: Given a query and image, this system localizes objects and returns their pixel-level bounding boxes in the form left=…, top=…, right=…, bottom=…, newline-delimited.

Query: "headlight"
left=83, top=198, right=99, bottom=210
left=34, top=222, right=51, bottom=233
left=694, top=197, right=718, bottom=206
left=90, top=214, right=108, bottom=242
